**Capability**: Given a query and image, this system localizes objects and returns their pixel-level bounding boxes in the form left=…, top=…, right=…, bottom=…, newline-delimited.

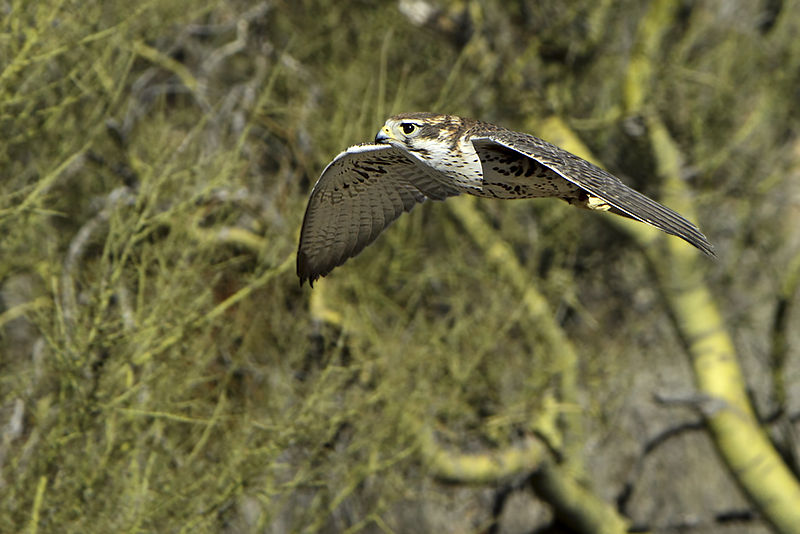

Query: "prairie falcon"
left=297, top=113, right=714, bottom=286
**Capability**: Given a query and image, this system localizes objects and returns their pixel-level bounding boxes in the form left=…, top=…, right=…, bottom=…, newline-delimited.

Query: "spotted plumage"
left=297, top=112, right=714, bottom=286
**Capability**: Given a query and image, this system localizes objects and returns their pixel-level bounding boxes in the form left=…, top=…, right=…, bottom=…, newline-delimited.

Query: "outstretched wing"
left=297, top=144, right=460, bottom=286
left=471, top=131, right=715, bottom=257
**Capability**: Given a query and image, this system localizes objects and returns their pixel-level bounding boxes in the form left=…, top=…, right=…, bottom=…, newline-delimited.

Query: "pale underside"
left=297, top=132, right=714, bottom=286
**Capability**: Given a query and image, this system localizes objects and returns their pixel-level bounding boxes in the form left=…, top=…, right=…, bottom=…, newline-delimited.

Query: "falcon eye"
left=401, top=123, right=417, bottom=135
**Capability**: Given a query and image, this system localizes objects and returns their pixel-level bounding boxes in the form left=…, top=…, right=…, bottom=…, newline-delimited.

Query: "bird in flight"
left=297, top=113, right=714, bottom=286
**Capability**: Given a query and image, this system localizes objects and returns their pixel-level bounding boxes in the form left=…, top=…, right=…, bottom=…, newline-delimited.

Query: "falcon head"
left=374, top=112, right=469, bottom=162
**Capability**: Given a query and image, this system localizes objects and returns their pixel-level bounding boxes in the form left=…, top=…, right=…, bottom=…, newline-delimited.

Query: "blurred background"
left=2, top=0, right=799, bottom=532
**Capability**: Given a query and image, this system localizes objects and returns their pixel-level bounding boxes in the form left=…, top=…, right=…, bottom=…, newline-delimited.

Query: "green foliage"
left=2, top=0, right=799, bottom=532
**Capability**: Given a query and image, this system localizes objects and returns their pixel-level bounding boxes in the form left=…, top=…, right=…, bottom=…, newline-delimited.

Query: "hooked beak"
left=375, top=126, right=392, bottom=144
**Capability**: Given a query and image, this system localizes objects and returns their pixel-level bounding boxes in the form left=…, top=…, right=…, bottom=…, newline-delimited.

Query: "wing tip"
left=296, top=250, right=322, bottom=288
left=658, top=221, right=716, bottom=259
left=297, top=272, right=315, bottom=287
left=297, top=271, right=321, bottom=288
left=652, top=218, right=715, bottom=259
left=692, top=233, right=717, bottom=259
